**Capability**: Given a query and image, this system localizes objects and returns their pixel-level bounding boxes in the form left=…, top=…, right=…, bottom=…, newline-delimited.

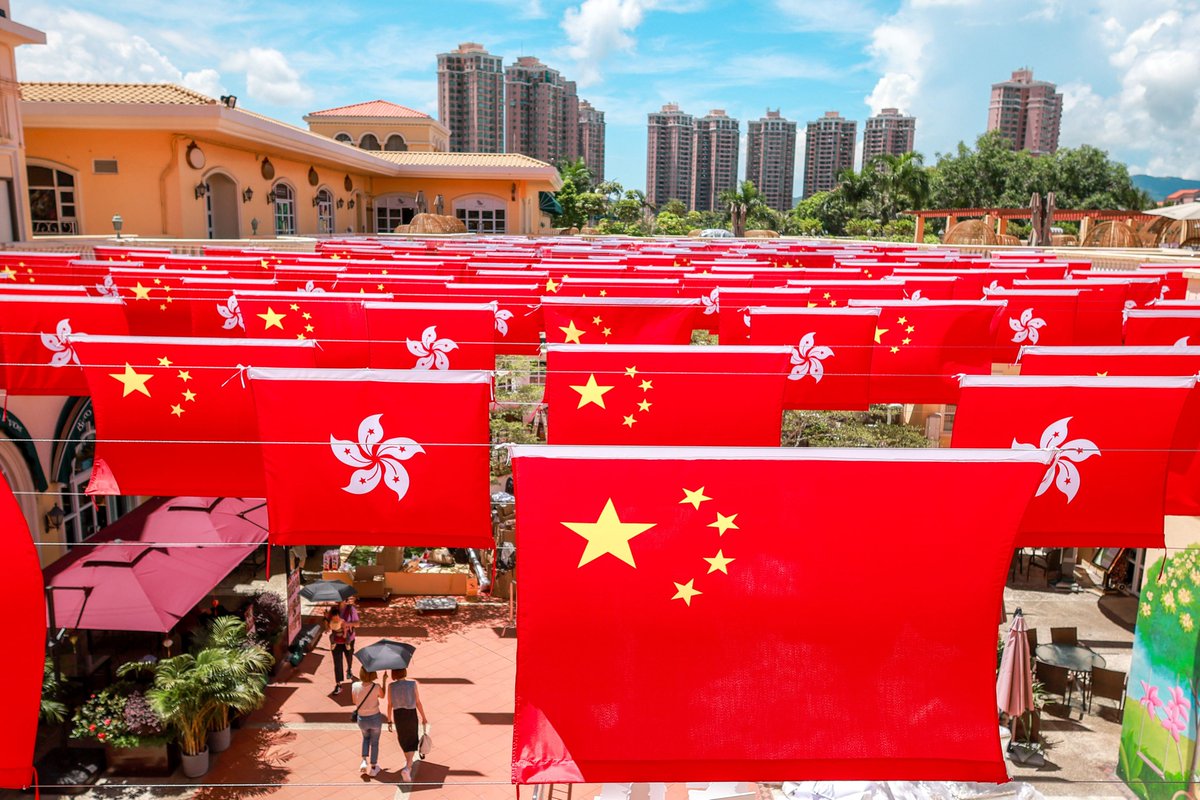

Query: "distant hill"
left=1132, top=175, right=1200, bottom=202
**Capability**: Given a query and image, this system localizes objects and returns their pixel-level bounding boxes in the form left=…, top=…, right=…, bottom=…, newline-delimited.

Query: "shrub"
left=71, top=685, right=167, bottom=748
left=250, top=591, right=286, bottom=644
left=122, top=690, right=165, bottom=737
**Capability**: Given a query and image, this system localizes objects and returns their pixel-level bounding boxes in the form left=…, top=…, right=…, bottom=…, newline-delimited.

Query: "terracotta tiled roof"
left=1165, top=188, right=1200, bottom=201
left=19, top=82, right=215, bottom=105
left=307, top=100, right=430, bottom=119
left=372, top=151, right=552, bottom=169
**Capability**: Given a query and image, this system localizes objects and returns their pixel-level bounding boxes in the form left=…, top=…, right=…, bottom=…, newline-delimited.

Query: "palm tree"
left=719, top=180, right=764, bottom=237
left=872, top=152, right=931, bottom=224
left=557, top=157, right=593, bottom=190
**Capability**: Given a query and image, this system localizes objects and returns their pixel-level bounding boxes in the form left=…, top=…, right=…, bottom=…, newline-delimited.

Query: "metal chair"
left=1088, top=666, right=1127, bottom=713
left=1035, top=661, right=1075, bottom=714
left=1026, top=628, right=1039, bottom=670
left=1051, top=626, right=1078, bottom=645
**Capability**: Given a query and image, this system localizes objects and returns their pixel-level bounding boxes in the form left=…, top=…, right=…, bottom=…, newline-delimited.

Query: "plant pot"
left=180, top=748, right=210, bottom=779
left=104, top=742, right=173, bottom=776
left=209, top=724, right=232, bottom=753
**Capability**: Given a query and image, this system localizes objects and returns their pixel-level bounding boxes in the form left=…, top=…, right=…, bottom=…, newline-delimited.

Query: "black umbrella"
left=299, top=580, right=357, bottom=603
left=355, top=639, right=416, bottom=672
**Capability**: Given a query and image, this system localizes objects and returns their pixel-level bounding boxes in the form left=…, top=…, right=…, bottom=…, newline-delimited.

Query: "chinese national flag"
left=542, top=297, right=700, bottom=346
left=785, top=279, right=906, bottom=307
left=1019, top=346, right=1200, bottom=517
left=0, top=473, right=44, bottom=790
left=511, top=445, right=1049, bottom=783
left=984, top=289, right=1081, bottom=362
left=364, top=301, right=497, bottom=371
left=952, top=375, right=1195, bottom=546
left=0, top=295, right=128, bottom=395
left=849, top=300, right=1003, bottom=404
left=73, top=335, right=318, bottom=497
left=235, top=291, right=382, bottom=367
left=249, top=369, right=493, bottom=547
left=746, top=306, right=880, bottom=410
left=544, top=344, right=790, bottom=445
left=105, top=267, right=212, bottom=336
left=1124, top=309, right=1200, bottom=346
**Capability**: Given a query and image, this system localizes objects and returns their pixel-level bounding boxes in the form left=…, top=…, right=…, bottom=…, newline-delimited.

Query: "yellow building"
left=17, top=83, right=558, bottom=241
left=304, top=99, right=450, bottom=153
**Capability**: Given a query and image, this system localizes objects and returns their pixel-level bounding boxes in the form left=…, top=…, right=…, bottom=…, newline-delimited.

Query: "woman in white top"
left=351, top=668, right=385, bottom=777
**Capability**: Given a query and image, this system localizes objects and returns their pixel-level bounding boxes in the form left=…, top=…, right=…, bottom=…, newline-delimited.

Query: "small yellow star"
left=131, top=282, right=152, bottom=300
left=807, top=301, right=818, bottom=308
left=297, top=333, right=307, bottom=340
left=599, top=289, right=608, bottom=296
left=902, top=337, right=912, bottom=345
left=305, top=324, right=314, bottom=332
left=639, top=379, right=653, bottom=391
left=622, top=414, right=637, bottom=427
left=158, top=303, right=167, bottom=311
left=570, top=374, right=614, bottom=409
left=874, top=327, right=889, bottom=344
left=153, top=277, right=162, bottom=285
left=258, top=307, right=286, bottom=330
left=905, top=325, right=915, bottom=333
left=302, top=312, right=312, bottom=320
left=637, top=399, right=652, bottom=412
left=602, top=327, right=612, bottom=337
left=829, top=299, right=838, bottom=306
left=182, top=389, right=196, bottom=402
left=177, top=370, right=192, bottom=382
left=561, top=498, right=656, bottom=568
left=157, top=356, right=173, bottom=367
left=559, top=320, right=585, bottom=344
left=680, top=487, right=712, bottom=510
left=377, top=283, right=385, bottom=291
left=170, top=404, right=184, bottom=417
left=704, top=550, right=735, bottom=574
left=897, top=316, right=908, bottom=325
left=708, top=512, right=739, bottom=536
left=672, top=579, right=702, bottom=606
left=108, top=363, right=153, bottom=397
left=163, top=285, right=171, bottom=293
left=592, top=316, right=602, bottom=325
left=1096, top=371, right=1109, bottom=377
left=381, top=269, right=389, bottom=275
left=545, top=277, right=559, bottom=293
left=289, top=303, right=300, bottom=311
left=823, top=292, right=831, bottom=300
left=890, top=346, right=900, bottom=354
left=625, top=366, right=638, bottom=378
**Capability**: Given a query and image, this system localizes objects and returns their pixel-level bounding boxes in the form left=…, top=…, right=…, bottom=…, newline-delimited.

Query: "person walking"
left=386, top=668, right=427, bottom=782
left=326, top=608, right=349, bottom=694
left=338, top=597, right=360, bottom=680
left=352, top=668, right=385, bottom=777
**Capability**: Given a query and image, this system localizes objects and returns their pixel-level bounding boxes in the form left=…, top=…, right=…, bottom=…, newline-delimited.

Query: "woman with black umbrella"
left=386, top=668, right=427, bottom=782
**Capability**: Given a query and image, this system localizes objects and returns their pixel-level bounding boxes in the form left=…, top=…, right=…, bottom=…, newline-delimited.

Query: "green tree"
left=658, top=198, right=687, bottom=217
left=654, top=211, right=691, bottom=235
left=718, top=180, right=763, bottom=237
left=781, top=407, right=930, bottom=448
left=789, top=191, right=851, bottom=235
left=552, top=158, right=594, bottom=229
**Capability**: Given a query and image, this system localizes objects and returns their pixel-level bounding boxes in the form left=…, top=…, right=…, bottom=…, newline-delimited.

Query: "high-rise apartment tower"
left=436, top=42, right=504, bottom=153
left=692, top=109, right=739, bottom=212
left=578, top=100, right=605, bottom=182
left=646, top=103, right=695, bottom=209
left=802, top=111, right=856, bottom=198
left=986, top=68, right=1062, bottom=155
left=747, top=109, right=797, bottom=211
left=862, top=108, right=916, bottom=162
left=504, top=56, right=579, bottom=165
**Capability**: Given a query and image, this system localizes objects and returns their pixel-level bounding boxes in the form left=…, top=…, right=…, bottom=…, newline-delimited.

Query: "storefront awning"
left=539, top=191, right=563, bottom=216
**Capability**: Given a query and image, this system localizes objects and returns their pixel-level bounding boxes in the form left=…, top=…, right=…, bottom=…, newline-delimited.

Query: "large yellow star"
left=874, top=327, right=889, bottom=344
left=561, top=498, right=657, bottom=568
left=680, top=487, right=712, bottom=509
left=258, top=306, right=286, bottom=330
left=108, top=363, right=153, bottom=397
left=0, top=265, right=15, bottom=280
left=569, top=374, right=614, bottom=409
left=545, top=277, right=559, bottom=293
left=131, top=282, right=152, bottom=301
left=704, top=550, right=735, bottom=574
left=708, top=512, right=739, bottom=536
left=672, top=579, right=702, bottom=606
left=559, top=320, right=585, bottom=344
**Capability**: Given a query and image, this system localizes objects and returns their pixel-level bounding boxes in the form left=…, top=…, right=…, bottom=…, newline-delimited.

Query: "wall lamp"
left=194, top=182, right=208, bottom=200
left=44, top=503, right=64, bottom=533
left=242, top=187, right=254, bottom=203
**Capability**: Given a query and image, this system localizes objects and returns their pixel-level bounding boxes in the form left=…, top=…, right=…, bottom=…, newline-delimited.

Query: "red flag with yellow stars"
left=0, top=295, right=127, bottom=395
left=544, top=344, right=791, bottom=445
left=542, top=297, right=700, bottom=346
left=555, top=277, right=681, bottom=298
left=234, top=290, right=386, bottom=367
left=248, top=369, right=493, bottom=547
left=952, top=375, right=1195, bottom=546
left=364, top=301, right=497, bottom=371
left=848, top=299, right=1004, bottom=404
left=107, top=267, right=212, bottom=336
left=746, top=306, right=880, bottom=411
left=714, top=287, right=813, bottom=344
left=72, top=335, right=318, bottom=497
left=784, top=279, right=906, bottom=307
left=510, top=445, right=1050, bottom=783
left=1019, top=345, right=1200, bottom=517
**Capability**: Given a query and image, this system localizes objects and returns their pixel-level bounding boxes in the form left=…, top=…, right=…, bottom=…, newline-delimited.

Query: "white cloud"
left=772, top=0, right=877, bottom=33
left=864, top=20, right=929, bottom=114
left=223, top=47, right=312, bottom=107
left=560, top=0, right=702, bottom=86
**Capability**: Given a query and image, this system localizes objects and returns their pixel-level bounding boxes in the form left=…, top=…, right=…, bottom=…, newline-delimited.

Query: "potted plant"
left=247, top=591, right=288, bottom=674
left=69, top=685, right=171, bottom=775
left=144, top=655, right=221, bottom=777
left=199, top=617, right=271, bottom=751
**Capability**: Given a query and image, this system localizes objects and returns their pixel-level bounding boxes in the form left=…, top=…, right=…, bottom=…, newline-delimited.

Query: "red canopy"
left=42, top=497, right=267, bottom=632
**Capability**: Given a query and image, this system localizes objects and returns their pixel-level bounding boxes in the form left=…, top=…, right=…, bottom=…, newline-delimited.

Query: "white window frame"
left=316, top=187, right=335, bottom=235
left=28, top=160, right=81, bottom=234
left=453, top=193, right=507, bottom=234
left=272, top=181, right=296, bottom=236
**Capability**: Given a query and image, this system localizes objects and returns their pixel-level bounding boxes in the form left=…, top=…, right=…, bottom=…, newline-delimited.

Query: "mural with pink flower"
left=1119, top=548, right=1200, bottom=800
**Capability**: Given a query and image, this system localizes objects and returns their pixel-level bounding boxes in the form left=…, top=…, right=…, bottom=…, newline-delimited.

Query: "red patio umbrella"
left=997, top=608, right=1035, bottom=748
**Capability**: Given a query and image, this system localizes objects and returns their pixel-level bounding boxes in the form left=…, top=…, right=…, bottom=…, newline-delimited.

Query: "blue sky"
left=15, top=0, right=1200, bottom=194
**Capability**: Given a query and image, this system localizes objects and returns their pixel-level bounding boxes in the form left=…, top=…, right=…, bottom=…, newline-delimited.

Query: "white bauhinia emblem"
left=907, top=289, right=926, bottom=301
left=788, top=332, right=833, bottom=383
left=1009, top=308, right=1046, bottom=344
left=701, top=288, right=719, bottom=315
left=407, top=325, right=458, bottom=370
left=41, top=318, right=81, bottom=367
left=1175, top=336, right=1191, bottom=347
left=217, top=294, right=244, bottom=331
left=331, top=414, right=423, bottom=501
left=96, top=274, right=120, bottom=298
left=1012, top=416, right=1100, bottom=503
left=300, top=280, right=326, bottom=293
left=494, top=306, right=514, bottom=336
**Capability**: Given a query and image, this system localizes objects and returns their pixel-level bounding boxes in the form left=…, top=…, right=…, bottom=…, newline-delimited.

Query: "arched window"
left=454, top=194, right=507, bottom=234
left=53, top=402, right=133, bottom=547
left=359, top=134, right=381, bottom=151
left=316, top=187, right=334, bottom=235
left=27, top=163, right=79, bottom=234
left=384, top=134, right=408, bottom=152
left=374, top=193, right=418, bottom=233
left=272, top=182, right=296, bottom=236
left=334, top=133, right=353, bottom=143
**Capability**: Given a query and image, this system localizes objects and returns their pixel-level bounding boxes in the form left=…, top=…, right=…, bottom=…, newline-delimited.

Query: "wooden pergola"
left=902, top=207, right=1158, bottom=243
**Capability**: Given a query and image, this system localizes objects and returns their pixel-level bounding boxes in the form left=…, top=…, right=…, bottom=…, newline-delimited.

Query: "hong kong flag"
left=1124, top=309, right=1200, bottom=346
left=545, top=344, right=790, bottom=445
left=235, top=290, right=384, bottom=367
left=952, top=375, right=1195, bottom=546
left=849, top=300, right=1004, bottom=404
left=511, top=446, right=1049, bottom=783
left=249, top=369, right=493, bottom=547
left=365, top=301, right=497, bottom=371
left=542, top=297, right=700, bottom=346
left=445, top=282, right=542, bottom=356
left=0, top=295, right=128, bottom=395
left=747, top=306, right=880, bottom=410
left=713, top=287, right=814, bottom=344
left=985, top=289, right=1081, bottom=362
left=73, top=335, right=318, bottom=497
left=1019, top=346, right=1200, bottom=517
left=0, top=473, right=43, bottom=791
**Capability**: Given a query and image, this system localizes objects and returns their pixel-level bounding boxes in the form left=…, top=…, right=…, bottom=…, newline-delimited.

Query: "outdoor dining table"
left=1034, top=643, right=1106, bottom=674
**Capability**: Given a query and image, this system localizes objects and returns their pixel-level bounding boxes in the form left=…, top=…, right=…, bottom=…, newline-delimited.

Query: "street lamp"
left=111, top=214, right=123, bottom=240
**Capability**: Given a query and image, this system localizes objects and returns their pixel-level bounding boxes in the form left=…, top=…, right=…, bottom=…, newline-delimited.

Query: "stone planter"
left=209, top=724, right=232, bottom=753
left=104, top=742, right=173, bottom=776
left=180, top=748, right=210, bottom=779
